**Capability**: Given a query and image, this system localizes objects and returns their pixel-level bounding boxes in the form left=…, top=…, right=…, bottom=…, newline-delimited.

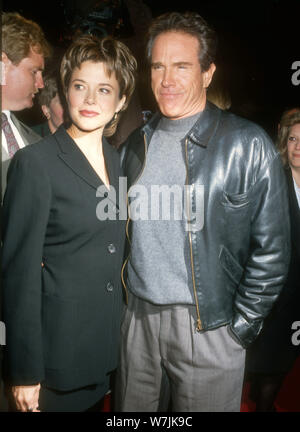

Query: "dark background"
left=3, top=0, right=300, bottom=139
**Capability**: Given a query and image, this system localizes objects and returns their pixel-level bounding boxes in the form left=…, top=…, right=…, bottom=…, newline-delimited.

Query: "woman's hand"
left=12, top=384, right=41, bottom=412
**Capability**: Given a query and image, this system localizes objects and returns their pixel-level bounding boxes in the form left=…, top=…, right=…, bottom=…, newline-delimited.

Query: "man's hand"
left=12, top=384, right=41, bottom=412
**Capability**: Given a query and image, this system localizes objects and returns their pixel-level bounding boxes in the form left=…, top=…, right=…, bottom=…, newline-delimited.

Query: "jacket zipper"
left=121, top=133, right=203, bottom=332
left=121, top=133, right=148, bottom=304
left=185, top=138, right=203, bottom=331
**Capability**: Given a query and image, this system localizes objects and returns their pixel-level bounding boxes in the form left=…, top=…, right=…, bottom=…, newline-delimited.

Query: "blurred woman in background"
left=246, top=109, right=300, bottom=411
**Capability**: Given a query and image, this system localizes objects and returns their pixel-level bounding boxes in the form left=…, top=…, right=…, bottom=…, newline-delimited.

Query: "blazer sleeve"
left=2, top=148, right=51, bottom=385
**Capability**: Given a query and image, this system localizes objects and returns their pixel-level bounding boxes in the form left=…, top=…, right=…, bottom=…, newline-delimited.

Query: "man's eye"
left=152, top=64, right=162, bottom=70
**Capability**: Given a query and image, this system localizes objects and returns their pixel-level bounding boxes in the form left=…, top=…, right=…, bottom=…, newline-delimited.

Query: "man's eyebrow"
left=151, top=61, right=163, bottom=67
left=173, top=61, right=193, bottom=66
left=151, top=61, right=193, bottom=67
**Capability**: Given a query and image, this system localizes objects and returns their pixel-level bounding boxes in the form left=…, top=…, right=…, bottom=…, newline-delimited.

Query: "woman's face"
left=66, top=60, right=125, bottom=134
left=287, top=123, right=300, bottom=169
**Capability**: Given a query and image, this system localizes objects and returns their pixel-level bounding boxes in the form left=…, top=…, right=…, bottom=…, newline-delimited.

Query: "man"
left=116, top=12, right=291, bottom=412
left=32, top=74, right=64, bottom=137
left=1, top=12, right=51, bottom=411
left=1, top=12, right=51, bottom=198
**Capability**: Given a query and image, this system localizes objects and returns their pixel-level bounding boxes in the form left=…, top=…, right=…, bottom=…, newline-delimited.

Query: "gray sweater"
left=127, top=113, right=200, bottom=304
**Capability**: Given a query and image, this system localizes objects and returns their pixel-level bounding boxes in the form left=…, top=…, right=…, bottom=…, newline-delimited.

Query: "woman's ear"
left=117, top=95, right=127, bottom=113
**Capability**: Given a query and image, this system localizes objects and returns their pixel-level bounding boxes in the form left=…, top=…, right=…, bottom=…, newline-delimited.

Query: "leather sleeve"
left=229, top=151, right=291, bottom=348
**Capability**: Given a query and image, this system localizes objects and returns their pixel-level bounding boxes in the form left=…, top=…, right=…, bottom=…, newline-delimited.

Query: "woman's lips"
left=79, top=110, right=99, bottom=117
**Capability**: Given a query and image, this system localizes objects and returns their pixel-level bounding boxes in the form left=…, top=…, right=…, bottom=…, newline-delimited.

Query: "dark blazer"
left=246, top=168, right=300, bottom=373
left=2, top=125, right=126, bottom=391
left=31, top=121, right=51, bottom=138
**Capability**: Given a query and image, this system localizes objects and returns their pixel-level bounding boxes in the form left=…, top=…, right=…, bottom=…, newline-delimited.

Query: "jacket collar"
left=141, top=101, right=222, bottom=148
left=10, top=112, right=41, bottom=146
left=54, top=125, right=118, bottom=195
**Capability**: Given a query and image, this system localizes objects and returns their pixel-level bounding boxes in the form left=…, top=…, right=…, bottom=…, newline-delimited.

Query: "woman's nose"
left=85, top=91, right=96, bottom=104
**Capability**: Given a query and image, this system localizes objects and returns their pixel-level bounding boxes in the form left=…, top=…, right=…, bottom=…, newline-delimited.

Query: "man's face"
left=151, top=31, right=215, bottom=120
left=1, top=46, right=44, bottom=111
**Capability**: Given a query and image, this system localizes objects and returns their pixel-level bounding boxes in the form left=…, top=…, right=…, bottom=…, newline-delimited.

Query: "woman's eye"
left=99, top=87, right=110, bottom=94
left=288, top=136, right=296, bottom=142
left=74, top=84, right=84, bottom=90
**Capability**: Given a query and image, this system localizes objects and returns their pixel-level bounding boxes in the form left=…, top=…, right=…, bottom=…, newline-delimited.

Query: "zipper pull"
left=196, top=319, right=202, bottom=332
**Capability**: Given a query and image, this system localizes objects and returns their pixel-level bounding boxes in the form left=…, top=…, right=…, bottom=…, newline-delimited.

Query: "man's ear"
left=41, top=105, right=50, bottom=119
left=203, top=63, right=216, bottom=89
left=2, top=52, right=11, bottom=85
left=2, top=52, right=11, bottom=65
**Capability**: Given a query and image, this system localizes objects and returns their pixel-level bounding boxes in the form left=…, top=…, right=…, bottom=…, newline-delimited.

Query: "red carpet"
left=241, top=356, right=300, bottom=412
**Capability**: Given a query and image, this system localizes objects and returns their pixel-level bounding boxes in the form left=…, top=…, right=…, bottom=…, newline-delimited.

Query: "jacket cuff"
left=229, top=313, right=264, bottom=348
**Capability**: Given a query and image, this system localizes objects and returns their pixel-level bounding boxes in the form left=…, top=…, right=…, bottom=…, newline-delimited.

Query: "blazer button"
left=108, top=243, right=116, bottom=254
left=106, top=282, right=114, bottom=292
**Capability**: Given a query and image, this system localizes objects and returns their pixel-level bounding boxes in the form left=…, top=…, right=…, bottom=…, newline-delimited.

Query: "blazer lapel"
left=10, top=113, right=41, bottom=146
left=55, top=126, right=105, bottom=191
left=102, top=137, right=120, bottom=198
left=55, top=126, right=119, bottom=207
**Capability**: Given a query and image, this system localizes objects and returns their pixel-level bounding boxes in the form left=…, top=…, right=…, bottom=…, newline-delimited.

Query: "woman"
left=2, top=35, right=136, bottom=412
left=246, top=110, right=300, bottom=411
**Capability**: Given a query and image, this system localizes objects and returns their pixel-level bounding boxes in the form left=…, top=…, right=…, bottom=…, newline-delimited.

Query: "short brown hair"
left=2, top=12, right=52, bottom=64
left=37, top=75, right=60, bottom=107
left=277, top=110, right=300, bottom=166
left=60, top=35, right=137, bottom=136
left=146, top=11, right=217, bottom=72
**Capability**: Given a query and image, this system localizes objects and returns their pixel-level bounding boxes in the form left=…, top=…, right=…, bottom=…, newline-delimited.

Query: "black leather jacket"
left=121, top=102, right=291, bottom=348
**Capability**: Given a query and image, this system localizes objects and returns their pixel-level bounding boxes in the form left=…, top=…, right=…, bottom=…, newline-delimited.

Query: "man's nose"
left=161, top=68, right=175, bottom=87
left=36, top=71, right=44, bottom=89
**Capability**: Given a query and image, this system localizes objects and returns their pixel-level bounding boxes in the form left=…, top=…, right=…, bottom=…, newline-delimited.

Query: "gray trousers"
left=116, top=293, right=245, bottom=412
